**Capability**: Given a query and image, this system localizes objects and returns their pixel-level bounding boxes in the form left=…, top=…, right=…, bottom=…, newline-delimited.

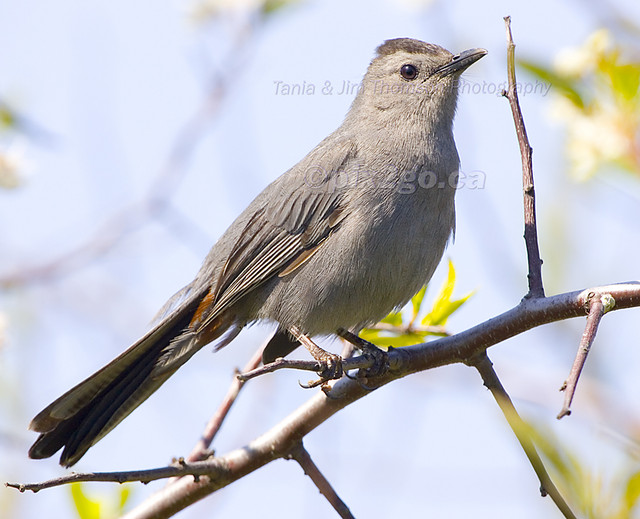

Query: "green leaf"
left=358, top=328, right=382, bottom=343
left=428, top=260, right=456, bottom=317
left=609, top=63, right=640, bottom=102
left=625, top=471, right=640, bottom=511
left=71, top=483, right=101, bottom=519
left=421, top=260, right=473, bottom=327
left=118, top=485, right=132, bottom=512
left=523, top=422, right=591, bottom=505
left=375, top=332, right=425, bottom=348
left=0, top=104, right=15, bottom=130
left=411, top=285, right=427, bottom=322
left=359, top=328, right=427, bottom=349
left=380, top=310, right=403, bottom=327
left=520, top=420, right=640, bottom=517
left=359, top=260, right=470, bottom=348
left=262, top=0, right=297, bottom=15
left=70, top=482, right=133, bottom=519
left=518, top=59, right=586, bottom=108
left=524, top=424, right=576, bottom=484
left=436, top=295, right=473, bottom=324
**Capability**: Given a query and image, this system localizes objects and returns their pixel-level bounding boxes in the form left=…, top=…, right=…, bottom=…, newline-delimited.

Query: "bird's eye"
left=400, top=64, right=419, bottom=80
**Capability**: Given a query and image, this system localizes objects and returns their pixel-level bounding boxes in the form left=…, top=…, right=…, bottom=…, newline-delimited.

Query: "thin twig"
left=238, top=354, right=374, bottom=381
left=558, top=292, right=614, bottom=419
left=469, top=353, right=577, bottom=519
left=185, top=346, right=265, bottom=463
left=502, top=16, right=545, bottom=299
left=7, top=283, right=640, bottom=503
left=288, top=443, right=355, bottom=519
left=5, top=459, right=217, bottom=492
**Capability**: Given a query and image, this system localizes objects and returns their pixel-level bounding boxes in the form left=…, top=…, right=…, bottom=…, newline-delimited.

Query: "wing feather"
left=191, top=139, right=357, bottom=335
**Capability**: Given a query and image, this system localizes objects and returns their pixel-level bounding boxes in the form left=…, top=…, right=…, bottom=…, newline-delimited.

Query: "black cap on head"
left=376, top=38, right=448, bottom=58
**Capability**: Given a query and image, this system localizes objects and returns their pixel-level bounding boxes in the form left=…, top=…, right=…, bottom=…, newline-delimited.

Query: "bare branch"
left=558, top=292, right=614, bottom=419
left=8, top=18, right=637, bottom=519
left=5, top=459, right=213, bottom=492
left=288, top=443, right=355, bottom=519
left=399, top=283, right=639, bottom=375
left=469, top=353, right=578, bottom=519
left=238, top=354, right=374, bottom=382
left=119, top=380, right=370, bottom=519
left=502, top=16, right=545, bottom=298
left=185, top=346, right=265, bottom=463
left=7, top=282, right=640, bottom=517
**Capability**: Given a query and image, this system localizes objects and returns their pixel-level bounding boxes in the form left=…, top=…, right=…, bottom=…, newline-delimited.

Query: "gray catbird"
left=28, top=38, right=486, bottom=466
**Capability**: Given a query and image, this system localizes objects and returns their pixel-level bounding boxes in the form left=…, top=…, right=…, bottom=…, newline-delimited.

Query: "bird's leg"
left=288, top=326, right=343, bottom=388
left=337, top=328, right=389, bottom=378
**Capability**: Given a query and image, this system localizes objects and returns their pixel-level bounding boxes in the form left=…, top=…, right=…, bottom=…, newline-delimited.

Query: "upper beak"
left=436, top=48, right=487, bottom=76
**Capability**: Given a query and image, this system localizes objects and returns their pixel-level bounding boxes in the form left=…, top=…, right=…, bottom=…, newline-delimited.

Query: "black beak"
left=436, top=48, right=487, bottom=76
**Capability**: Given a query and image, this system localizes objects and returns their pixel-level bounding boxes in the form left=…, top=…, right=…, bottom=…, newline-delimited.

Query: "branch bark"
left=558, top=292, right=614, bottom=419
left=5, top=19, right=639, bottom=519
left=7, top=282, right=640, bottom=517
left=502, top=16, right=545, bottom=299
left=288, top=443, right=355, bottom=519
left=185, top=345, right=264, bottom=463
left=469, top=353, right=577, bottom=519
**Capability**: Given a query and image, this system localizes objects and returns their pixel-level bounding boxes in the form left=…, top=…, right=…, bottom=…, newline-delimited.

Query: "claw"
left=338, top=328, right=389, bottom=378
left=298, top=355, right=344, bottom=389
left=318, top=356, right=343, bottom=380
left=299, top=378, right=327, bottom=389
left=361, top=347, right=389, bottom=378
left=353, top=374, right=378, bottom=391
left=288, top=325, right=345, bottom=383
left=321, top=384, right=339, bottom=398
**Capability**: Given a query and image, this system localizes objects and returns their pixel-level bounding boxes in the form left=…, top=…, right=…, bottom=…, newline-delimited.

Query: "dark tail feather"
left=28, top=298, right=206, bottom=467
left=262, top=327, right=301, bottom=364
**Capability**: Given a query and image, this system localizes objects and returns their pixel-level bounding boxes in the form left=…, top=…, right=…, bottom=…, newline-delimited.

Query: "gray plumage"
left=28, top=38, right=486, bottom=466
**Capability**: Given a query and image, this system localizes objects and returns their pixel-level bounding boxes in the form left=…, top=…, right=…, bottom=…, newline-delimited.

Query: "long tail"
left=28, top=293, right=228, bottom=467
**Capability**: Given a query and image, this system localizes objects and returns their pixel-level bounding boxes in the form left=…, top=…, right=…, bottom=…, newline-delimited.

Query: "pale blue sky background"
left=1, top=1, right=639, bottom=518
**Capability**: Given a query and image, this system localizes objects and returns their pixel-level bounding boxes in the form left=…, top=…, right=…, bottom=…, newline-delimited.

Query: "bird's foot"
left=289, top=326, right=344, bottom=389
left=338, top=328, right=389, bottom=379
